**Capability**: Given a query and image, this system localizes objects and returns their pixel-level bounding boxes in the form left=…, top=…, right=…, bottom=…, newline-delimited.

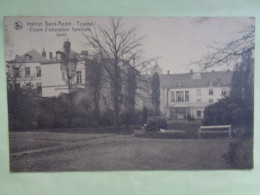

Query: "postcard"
left=5, top=16, right=254, bottom=171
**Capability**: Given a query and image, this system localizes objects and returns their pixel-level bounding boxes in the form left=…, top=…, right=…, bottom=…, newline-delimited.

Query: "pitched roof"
left=42, top=49, right=82, bottom=64
left=9, top=49, right=49, bottom=63
left=160, top=71, right=233, bottom=89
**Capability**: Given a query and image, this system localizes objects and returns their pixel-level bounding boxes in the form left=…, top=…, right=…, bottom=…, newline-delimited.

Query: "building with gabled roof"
left=6, top=49, right=47, bottom=95
left=160, top=70, right=233, bottom=120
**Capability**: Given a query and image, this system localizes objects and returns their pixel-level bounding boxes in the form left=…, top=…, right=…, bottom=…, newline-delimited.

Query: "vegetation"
left=151, top=72, right=160, bottom=116
left=202, top=50, right=254, bottom=137
left=146, top=117, right=167, bottom=131
left=83, top=18, right=155, bottom=127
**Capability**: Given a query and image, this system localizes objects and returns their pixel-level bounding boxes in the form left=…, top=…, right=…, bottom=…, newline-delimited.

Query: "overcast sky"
left=5, top=17, right=252, bottom=74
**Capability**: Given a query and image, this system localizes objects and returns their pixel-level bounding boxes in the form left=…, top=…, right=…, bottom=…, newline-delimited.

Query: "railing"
left=198, top=125, right=232, bottom=140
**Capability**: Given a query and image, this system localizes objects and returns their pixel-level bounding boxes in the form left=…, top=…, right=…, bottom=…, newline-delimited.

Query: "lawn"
left=9, top=130, right=252, bottom=171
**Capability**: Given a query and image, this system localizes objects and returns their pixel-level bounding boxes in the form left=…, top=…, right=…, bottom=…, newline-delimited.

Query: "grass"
left=8, top=129, right=253, bottom=171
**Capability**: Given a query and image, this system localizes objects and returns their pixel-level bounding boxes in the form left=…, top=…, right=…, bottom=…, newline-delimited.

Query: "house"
left=160, top=70, right=233, bottom=120
left=6, top=49, right=48, bottom=96
left=41, top=41, right=87, bottom=97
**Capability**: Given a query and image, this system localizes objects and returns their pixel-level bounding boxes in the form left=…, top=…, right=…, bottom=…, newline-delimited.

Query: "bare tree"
left=83, top=18, right=154, bottom=126
left=193, top=17, right=255, bottom=70
left=86, top=58, right=103, bottom=114
left=60, top=41, right=79, bottom=94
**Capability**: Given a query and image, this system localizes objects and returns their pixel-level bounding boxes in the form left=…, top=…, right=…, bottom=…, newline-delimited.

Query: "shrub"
left=202, top=97, right=253, bottom=137
left=36, top=113, right=53, bottom=129
left=99, top=110, right=113, bottom=126
left=147, top=117, right=167, bottom=131
left=120, top=110, right=143, bottom=126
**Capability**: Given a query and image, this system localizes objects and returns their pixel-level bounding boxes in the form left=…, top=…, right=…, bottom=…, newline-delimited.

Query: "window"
left=177, top=81, right=183, bottom=87
left=14, top=67, right=19, bottom=77
left=197, top=110, right=201, bottom=118
left=209, top=89, right=213, bottom=95
left=185, top=91, right=189, bottom=102
left=170, top=91, right=175, bottom=102
left=77, top=71, right=82, bottom=84
left=196, top=89, right=201, bottom=96
left=176, top=91, right=184, bottom=102
left=197, top=99, right=201, bottom=102
left=25, top=67, right=30, bottom=77
left=222, top=88, right=227, bottom=96
left=170, top=107, right=189, bottom=120
left=209, top=99, right=213, bottom=104
left=25, top=55, right=32, bottom=61
left=36, top=67, right=41, bottom=77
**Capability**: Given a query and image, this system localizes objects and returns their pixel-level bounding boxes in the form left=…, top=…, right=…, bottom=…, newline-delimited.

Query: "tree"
left=193, top=17, right=255, bottom=70
left=195, top=17, right=254, bottom=132
left=87, top=58, right=103, bottom=114
left=125, top=66, right=137, bottom=124
left=230, top=49, right=254, bottom=107
left=83, top=18, right=154, bottom=126
left=202, top=49, right=254, bottom=133
left=60, top=41, right=79, bottom=94
left=151, top=72, right=160, bottom=116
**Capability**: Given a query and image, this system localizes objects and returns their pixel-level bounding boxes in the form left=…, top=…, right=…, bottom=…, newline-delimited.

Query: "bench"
left=198, top=125, right=232, bottom=140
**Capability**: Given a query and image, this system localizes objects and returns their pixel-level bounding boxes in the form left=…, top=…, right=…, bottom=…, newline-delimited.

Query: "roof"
left=9, top=49, right=49, bottom=64
left=160, top=71, right=233, bottom=89
left=42, top=49, right=83, bottom=64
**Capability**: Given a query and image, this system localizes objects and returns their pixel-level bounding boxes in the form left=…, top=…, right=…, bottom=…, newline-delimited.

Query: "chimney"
left=190, top=69, right=193, bottom=73
left=49, top=52, right=53, bottom=59
left=64, top=40, right=71, bottom=55
left=167, top=70, right=170, bottom=75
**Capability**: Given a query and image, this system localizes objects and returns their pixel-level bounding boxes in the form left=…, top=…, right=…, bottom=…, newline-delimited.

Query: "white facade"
left=41, top=61, right=86, bottom=97
left=160, top=71, right=232, bottom=120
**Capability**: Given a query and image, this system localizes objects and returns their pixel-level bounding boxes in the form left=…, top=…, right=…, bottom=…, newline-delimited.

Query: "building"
left=41, top=41, right=87, bottom=97
left=160, top=70, right=233, bottom=120
left=6, top=49, right=49, bottom=96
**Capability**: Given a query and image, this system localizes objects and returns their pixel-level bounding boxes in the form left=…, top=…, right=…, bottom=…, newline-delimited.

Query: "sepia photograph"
left=5, top=16, right=254, bottom=171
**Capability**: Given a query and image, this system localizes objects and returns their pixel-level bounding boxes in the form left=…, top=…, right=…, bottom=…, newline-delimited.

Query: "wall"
left=42, top=61, right=86, bottom=97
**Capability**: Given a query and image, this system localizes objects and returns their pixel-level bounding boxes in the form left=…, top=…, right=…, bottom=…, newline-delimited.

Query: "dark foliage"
left=202, top=50, right=254, bottom=137
left=120, top=110, right=143, bottom=126
left=146, top=117, right=167, bottom=131
left=151, top=72, right=160, bottom=116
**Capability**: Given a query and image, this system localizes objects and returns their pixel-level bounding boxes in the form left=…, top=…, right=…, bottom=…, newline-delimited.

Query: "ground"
left=9, top=130, right=252, bottom=171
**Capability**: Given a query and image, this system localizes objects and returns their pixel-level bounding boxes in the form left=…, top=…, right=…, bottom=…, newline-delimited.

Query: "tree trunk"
left=112, top=84, right=120, bottom=127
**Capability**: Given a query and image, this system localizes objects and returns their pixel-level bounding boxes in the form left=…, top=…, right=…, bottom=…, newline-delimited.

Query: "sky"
left=5, top=17, right=252, bottom=74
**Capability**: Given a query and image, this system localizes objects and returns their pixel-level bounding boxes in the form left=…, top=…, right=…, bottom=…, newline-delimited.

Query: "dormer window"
left=177, top=81, right=183, bottom=87
left=25, top=54, right=32, bottom=61
left=56, top=53, right=61, bottom=60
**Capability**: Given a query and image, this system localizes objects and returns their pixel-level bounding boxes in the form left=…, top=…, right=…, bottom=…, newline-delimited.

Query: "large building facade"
left=160, top=70, right=232, bottom=120
left=7, top=43, right=233, bottom=121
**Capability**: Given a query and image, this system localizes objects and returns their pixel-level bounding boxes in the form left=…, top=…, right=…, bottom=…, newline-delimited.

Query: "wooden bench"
left=198, top=125, right=232, bottom=140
